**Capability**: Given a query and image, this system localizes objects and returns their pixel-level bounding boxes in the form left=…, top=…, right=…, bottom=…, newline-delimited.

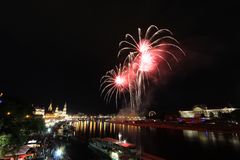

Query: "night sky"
left=1, top=1, right=240, bottom=114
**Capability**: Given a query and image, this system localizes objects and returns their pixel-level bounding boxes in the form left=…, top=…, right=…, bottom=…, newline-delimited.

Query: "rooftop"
left=102, top=137, right=136, bottom=148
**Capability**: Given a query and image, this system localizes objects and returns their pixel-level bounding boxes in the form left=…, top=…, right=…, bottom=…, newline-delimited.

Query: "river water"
left=71, top=120, right=240, bottom=160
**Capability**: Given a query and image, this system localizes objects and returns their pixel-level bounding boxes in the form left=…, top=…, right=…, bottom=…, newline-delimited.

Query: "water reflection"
left=74, top=120, right=240, bottom=148
left=73, top=120, right=142, bottom=148
left=73, top=120, right=141, bottom=140
left=183, top=130, right=240, bottom=147
left=73, top=120, right=240, bottom=159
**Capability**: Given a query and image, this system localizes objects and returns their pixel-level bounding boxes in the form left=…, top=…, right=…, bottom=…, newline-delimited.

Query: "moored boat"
left=89, top=137, right=139, bottom=160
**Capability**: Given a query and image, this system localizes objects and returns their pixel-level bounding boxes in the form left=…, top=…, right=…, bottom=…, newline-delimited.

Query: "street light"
left=55, top=149, right=62, bottom=157
left=111, top=152, right=119, bottom=160
left=47, top=128, right=51, bottom=133
left=54, top=147, right=64, bottom=160
left=118, top=133, right=122, bottom=142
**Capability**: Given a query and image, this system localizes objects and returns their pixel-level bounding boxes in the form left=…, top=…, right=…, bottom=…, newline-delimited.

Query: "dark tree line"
left=0, top=94, right=45, bottom=156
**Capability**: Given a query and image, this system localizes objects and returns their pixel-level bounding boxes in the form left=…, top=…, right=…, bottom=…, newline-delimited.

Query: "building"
left=33, top=102, right=68, bottom=119
left=33, top=107, right=45, bottom=116
left=179, top=105, right=239, bottom=118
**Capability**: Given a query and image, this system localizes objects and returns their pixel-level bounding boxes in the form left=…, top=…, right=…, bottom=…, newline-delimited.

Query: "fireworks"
left=100, top=64, right=128, bottom=106
left=100, top=25, right=185, bottom=111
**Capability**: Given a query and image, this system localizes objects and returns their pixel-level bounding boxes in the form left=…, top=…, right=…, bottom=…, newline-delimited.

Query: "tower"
left=55, top=106, right=59, bottom=113
left=48, top=102, right=53, bottom=112
left=63, top=101, right=67, bottom=115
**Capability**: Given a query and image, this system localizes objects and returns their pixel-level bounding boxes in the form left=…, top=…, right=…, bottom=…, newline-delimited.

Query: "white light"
left=139, top=42, right=150, bottom=53
left=118, top=133, right=122, bottom=141
left=28, top=140, right=37, bottom=144
left=115, top=76, right=125, bottom=86
left=54, top=147, right=64, bottom=158
left=139, top=53, right=153, bottom=72
left=47, top=128, right=51, bottom=133
left=111, top=152, right=119, bottom=160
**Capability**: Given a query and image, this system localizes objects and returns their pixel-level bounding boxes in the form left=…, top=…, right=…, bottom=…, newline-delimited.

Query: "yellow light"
left=7, top=112, right=11, bottom=115
left=25, top=115, right=30, bottom=118
left=111, top=152, right=119, bottom=160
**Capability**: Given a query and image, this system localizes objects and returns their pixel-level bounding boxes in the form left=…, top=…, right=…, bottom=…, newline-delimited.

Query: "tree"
left=200, top=113, right=205, bottom=118
left=219, top=113, right=231, bottom=121
left=231, top=109, right=240, bottom=122
left=0, top=134, right=11, bottom=157
left=209, top=112, right=214, bottom=118
left=0, top=94, right=46, bottom=156
left=218, top=111, right=223, bottom=119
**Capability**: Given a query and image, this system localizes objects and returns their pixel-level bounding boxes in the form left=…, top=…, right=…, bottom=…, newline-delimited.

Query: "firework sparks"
left=100, top=64, right=129, bottom=107
left=139, top=52, right=154, bottom=72
left=100, top=25, right=185, bottom=112
left=139, top=40, right=151, bottom=53
left=115, top=75, right=126, bottom=87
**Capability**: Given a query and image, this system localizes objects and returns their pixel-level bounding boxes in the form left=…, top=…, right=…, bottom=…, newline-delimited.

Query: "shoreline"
left=109, top=120, right=240, bottom=133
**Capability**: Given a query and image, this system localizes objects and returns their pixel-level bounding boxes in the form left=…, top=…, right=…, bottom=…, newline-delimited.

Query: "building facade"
left=179, top=105, right=239, bottom=118
left=34, top=107, right=45, bottom=116
left=34, top=102, right=68, bottom=119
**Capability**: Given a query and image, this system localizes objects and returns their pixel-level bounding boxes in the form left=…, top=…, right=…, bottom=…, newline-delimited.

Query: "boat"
left=2, top=145, right=36, bottom=160
left=88, top=137, right=139, bottom=160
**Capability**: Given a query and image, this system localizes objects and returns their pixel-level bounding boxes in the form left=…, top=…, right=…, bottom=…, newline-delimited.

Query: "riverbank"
left=109, top=120, right=240, bottom=133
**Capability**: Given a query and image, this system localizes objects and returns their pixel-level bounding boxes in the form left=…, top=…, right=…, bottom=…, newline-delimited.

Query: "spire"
left=48, top=102, right=53, bottom=112
left=55, top=105, right=59, bottom=113
left=63, top=101, right=67, bottom=114
left=0, top=92, right=3, bottom=97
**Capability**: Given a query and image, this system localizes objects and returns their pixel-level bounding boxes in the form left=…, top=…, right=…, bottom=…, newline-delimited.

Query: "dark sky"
left=1, top=1, right=240, bottom=114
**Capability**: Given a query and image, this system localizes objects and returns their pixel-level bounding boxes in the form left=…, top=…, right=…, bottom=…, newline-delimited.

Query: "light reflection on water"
left=183, top=130, right=240, bottom=147
left=72, top=120, right=240, bottom=159
left=73, top=120, right=142, bottom=146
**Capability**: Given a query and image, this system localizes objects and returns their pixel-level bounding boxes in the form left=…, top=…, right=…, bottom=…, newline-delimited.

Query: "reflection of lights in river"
left=80, top=121, right=83, bottom=131
left=89, top=121, right=93, bottom=135
left=83, top=121, right=87, bottom=133
left=75, top=122, right=80, bottom=132
left=113, top=123, right=116, bottom=133
left=183, top=130, right=198, bottom=141
left=209, top=132, right=216, bottom=144
left=104, top=122, right=107, bottom=136
left=93, top=121, right=96, bottom=134
left=183, top=130, right=208, bottom=144
left=99, top=121, right=102, bottom=137
left=110, top=123, right=113, bottom=134
left=218, top=133, right=225, bottom=142
left=198, top=132, right=208, bottom=144
left=137, top=126, right=140, bottom=132
left=229, top=136, right=240, bottom=146
left=72, top=120, right=142, bottom=140
left=183, top=130, right=240, bottom=147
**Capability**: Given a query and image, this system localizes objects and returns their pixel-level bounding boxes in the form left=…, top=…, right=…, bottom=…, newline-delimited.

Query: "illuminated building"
left=179, top=105, right=239, bottom=118
left=34, top=107, right=45, bottom=116
left=48, top=102, right=53, bottom=112
left=44, top=102, right=68, bottom=119
left=34, top=102, right=68, bottom=120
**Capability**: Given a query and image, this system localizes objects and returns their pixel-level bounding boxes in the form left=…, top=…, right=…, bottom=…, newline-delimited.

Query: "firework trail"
left=100, top=25, right=185, bottom=112
left=100, top=64, right=129, bottom=107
